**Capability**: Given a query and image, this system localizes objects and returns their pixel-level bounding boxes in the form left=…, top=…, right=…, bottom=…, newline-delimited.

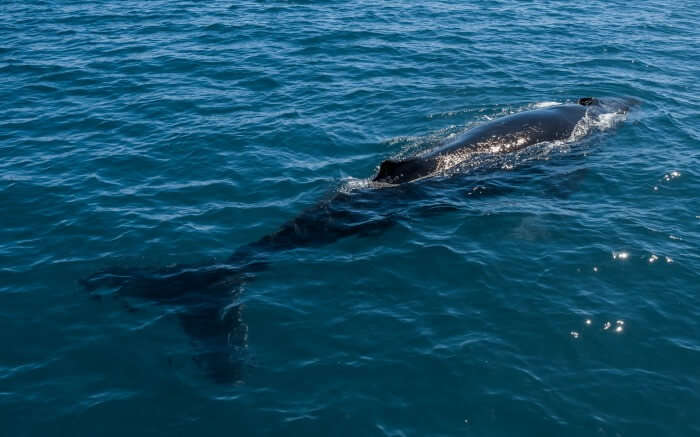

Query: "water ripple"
left=1, top=0, right=699, bottom=436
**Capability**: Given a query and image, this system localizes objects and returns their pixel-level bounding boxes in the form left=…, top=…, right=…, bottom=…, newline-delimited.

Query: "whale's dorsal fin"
left=374, top=157, right=433, bottom=184
left=375, top=159, right=402, bottom=181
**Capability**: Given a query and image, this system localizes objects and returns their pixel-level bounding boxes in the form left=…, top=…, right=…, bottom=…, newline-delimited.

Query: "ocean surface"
left=2, top=1, right=699, bottom=435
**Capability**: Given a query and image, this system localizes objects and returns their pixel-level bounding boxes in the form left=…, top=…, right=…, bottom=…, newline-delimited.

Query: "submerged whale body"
left=82, top=97, right=633, bottom=382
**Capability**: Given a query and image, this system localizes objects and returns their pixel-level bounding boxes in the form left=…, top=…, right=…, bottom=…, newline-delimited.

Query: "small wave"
left=594, top=111, right=628, bottom=130
left=569, top=108, right=628, bottom=142
left=339, top=177, right=374, bottom=192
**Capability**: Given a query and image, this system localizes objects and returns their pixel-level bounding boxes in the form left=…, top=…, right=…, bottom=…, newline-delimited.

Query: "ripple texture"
left=1, top=1, right=699, bottom=436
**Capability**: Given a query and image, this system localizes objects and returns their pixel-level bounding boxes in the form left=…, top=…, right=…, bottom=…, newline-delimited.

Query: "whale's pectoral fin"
left=82, top=263, right=249, bottom=383
left=178, top=298, right=247, bottom=384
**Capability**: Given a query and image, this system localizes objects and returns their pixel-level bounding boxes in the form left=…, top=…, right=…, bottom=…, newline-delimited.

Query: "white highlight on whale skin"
left=533, top=101, right=562, bottom=109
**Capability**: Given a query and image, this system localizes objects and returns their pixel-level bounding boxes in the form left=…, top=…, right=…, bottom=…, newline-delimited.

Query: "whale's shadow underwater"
left=82, top=97, right=635, bottom=383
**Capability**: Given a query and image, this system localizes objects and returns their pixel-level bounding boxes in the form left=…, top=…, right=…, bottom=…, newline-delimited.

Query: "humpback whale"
left=374, top=97, right=609, bottom=184
left=82, top=97, right=633, bottom=382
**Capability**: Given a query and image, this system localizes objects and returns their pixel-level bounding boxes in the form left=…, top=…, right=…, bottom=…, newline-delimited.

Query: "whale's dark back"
left=373, top=101, right=592, bottom=184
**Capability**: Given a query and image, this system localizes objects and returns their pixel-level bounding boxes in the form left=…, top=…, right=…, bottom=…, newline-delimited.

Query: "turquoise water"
left=2, top=1, right=699, bottom=435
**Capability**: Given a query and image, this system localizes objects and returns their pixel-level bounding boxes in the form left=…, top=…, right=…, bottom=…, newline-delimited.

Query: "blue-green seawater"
left=2, top=1, right=699, bottom=435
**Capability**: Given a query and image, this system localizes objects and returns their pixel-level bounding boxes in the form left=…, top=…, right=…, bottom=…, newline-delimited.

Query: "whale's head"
left=373, top=157, right=437, bottom=185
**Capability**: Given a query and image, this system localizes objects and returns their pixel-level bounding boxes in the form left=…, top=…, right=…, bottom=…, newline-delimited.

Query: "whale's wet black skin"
left=82, top=97, right=633, bottom=382
left=373, top=97, right=609, bottom=184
